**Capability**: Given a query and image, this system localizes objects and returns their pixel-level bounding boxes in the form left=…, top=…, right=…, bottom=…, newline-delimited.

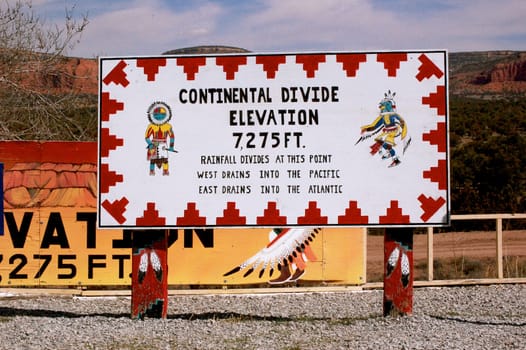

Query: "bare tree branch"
left=0, top=0, right=94, bottom=141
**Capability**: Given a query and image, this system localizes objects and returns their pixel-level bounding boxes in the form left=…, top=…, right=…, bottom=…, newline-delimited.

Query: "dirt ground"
left=366, top=230, right=526, bottom=281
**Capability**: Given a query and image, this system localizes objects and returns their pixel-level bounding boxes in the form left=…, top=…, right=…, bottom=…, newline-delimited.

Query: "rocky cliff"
left=37, top=57, right=98, bottom=95
left=489, top=58, right=526, bottom=82
left=449, top=51, right=526, bottom=97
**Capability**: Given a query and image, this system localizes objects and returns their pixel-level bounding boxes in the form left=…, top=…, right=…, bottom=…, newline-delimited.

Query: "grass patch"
left=368, top=255, right=526, bottom=282
left=434, top=257, right=491, bottom=279
left=504, top=255, right=526, bottom=278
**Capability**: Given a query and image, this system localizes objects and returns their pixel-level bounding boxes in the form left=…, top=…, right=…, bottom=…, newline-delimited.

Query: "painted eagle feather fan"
left=223, top=227, right=320, bottom=279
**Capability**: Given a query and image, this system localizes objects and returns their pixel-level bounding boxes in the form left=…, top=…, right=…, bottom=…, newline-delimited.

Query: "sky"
left=32, top=0, right=526, bottom=58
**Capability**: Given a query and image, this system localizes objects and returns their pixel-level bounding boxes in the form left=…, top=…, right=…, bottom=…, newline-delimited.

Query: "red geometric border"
left=297, top=201, right=328, bottom=225
left=336, top=54, right=367, bottom=77
left=100, top=127, right=123, bottom=158
left=256, top=202, right=287, bottom=225
left=99, top=163, right=123, bottom=193
left=136, top=58, right=167, bottom=82
left=102, top=60, right=129, bottom=87
left=418, top=194, right=446, bottom=222
left=338, top=200, right=369, bottom=225
left=101, top=197, right=128, bottom=224
left=100, top=92, right=124, bottom=122
left=416, top=54, right=444, bottom=81
left=423, top=159, right=448, bottom=190
left=379, top=200, right=410, bottom=224
left=136, top=202, right=166, bottom=226
left=377, top=53, right=408, bottom=77
left=255, top=55, right=286, bottom=79
left=422, top=122, right=447, bottom=152
left=176, top=203, right=206, bottom=226
left=216, top=56, right=247, bottom=80
left=176, top=57, right=206, bottom=80
left=296, top=54, right=326, bottom=78
left=216, top=202, right=247, bottom=225
left=422, top=85, right=446, bottom=116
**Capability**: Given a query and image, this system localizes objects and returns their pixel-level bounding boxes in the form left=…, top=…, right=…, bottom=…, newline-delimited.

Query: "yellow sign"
left=1, top=208, right=129, bottom=286
left=1, top=208, right=365, bottom=286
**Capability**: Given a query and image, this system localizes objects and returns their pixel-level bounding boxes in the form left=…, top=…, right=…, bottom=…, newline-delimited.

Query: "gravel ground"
left=0, top=284, right=524, bottom=349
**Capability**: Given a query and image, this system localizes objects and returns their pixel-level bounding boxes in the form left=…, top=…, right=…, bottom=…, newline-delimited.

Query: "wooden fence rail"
left=426, top=213, right=526, bottom=281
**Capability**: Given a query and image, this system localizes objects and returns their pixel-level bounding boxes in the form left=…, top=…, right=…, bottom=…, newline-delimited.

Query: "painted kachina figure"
left=223, top=227, right=319, bottom=284
left=145, top=101, right=176, bottom=176
left=356, top=90, right=411, bottom=167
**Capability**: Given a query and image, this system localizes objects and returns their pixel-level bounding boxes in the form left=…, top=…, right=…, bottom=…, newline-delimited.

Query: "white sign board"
left=98, top=50, right=449, bottom=228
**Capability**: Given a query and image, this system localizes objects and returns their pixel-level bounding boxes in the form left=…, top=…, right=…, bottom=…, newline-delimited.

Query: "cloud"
left=38, top=0, right=526, bottom=57
left=212, top=0, right=406, bottom=51
left=209, top=0, right=525, bottom=53
left=72, top=0, right=225, bottom=57
left=395, top=0, right=526, bottom=51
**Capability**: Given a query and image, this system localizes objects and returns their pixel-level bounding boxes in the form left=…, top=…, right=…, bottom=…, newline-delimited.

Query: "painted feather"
left=223, top=227, right=320, bottom=279
left=138, top=251, right=149, bottom=284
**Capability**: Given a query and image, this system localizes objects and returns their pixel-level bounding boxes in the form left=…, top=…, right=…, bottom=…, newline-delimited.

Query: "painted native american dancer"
left=356, top=90, right=411, bottom=167
left=145, top=101, right=176, bottom=176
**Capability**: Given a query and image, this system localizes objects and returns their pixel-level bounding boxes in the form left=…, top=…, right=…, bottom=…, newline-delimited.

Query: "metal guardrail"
left=426, top=213, right=526, bottom=281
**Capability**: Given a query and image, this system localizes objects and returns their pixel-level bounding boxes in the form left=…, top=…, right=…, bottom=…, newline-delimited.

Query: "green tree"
left=451, top=133, right=526, bottom=214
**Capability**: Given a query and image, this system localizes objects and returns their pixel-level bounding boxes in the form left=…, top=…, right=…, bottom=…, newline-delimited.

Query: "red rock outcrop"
left=450, top=52, right=526, bottom=96
left=490, top=59, right=526, bottom=82
left=16, top=56, right=98, bottom=95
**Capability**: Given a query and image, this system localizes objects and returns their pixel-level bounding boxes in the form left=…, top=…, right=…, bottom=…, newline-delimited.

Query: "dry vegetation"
left=0, top=1, right=92, bottom=141
left=367, top=230, right=526, bottom=282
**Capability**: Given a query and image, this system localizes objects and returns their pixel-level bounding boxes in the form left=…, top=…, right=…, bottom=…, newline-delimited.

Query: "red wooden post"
left=0, top=163, right=3, bottom=235
left=131, top=229, right=169, bottom=319
left=383, top=227, right=413, bottom=316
